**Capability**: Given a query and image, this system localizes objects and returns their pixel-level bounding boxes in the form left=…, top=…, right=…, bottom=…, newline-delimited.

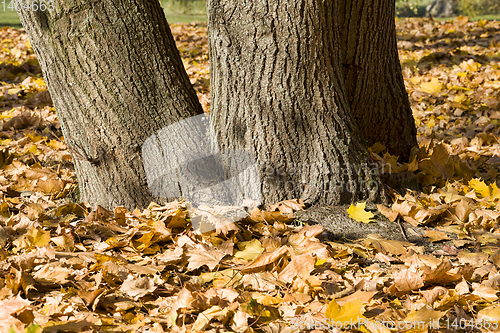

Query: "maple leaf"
left=404, top=305, right=445, bottom=326
left=469, top=178, right=491, bottom=198
left=347, top=202, right=375, bottom=223
left=419, top=77, right=443, bottom=95
left=325, top=298, right=365, bottom=328
left=26, top=228, right=50, bottom=247
left=278, top=254, right=315, bottom=283
left=241, top=246, right=288, bottom=273
left=234, top=239, right=264, bottom=261
left=391, top=266, right=424, bottom=292
left=187, top=244, right=227, bottom=271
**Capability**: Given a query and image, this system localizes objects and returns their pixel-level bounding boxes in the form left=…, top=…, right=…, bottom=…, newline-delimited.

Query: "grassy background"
left=0, top=1, right=207, bottom=28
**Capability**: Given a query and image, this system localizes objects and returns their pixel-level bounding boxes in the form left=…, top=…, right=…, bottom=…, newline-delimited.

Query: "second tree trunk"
left=208, top=0, right=385, bottom=206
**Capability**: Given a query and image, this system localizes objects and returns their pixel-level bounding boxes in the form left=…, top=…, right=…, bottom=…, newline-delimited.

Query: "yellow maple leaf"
left=47, top=140, right=66, bottom=150
left=419, top=78, right=443, bottom=95
left=326, top=298, right=365, bottom=328
left=347, top=202, right=375, bottom=223
left=27, top=228, right=50, bottom=247
left=469, top=179, right=491, bottom=198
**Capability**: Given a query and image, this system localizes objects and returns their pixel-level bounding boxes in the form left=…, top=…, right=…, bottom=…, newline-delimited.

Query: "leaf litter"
left=0, top=18, right=498, bottom=332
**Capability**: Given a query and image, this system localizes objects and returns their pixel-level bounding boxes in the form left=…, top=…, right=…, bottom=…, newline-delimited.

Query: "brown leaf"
left=269, top=199, right=305, bottom=215
left=119, top=275, right=156, bottom=300
left=392, top=266, right=424, bottom=292
left=364, top=234, right=409, bottom=255
left=0, top=295, right=31, bottom=332
left=187, top=244, right=227, bottom=271
left=424, top=229, right=449, bottom=242
left=241, top=246, right=288, bottom=273
left=377, top=204, right=398, bottom=222
left=278, top=254, right=315, bottom=283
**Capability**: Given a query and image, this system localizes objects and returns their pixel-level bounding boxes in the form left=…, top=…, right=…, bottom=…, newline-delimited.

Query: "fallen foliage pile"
left=0, top=17, right=499, bottom=332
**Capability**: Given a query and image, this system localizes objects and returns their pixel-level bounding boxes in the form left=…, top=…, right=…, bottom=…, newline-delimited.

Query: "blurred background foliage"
left=396, top=0, right=500, bottom=18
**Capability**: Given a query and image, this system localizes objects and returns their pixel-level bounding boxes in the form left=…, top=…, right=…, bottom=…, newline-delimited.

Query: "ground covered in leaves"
left=0, top=17, right=499, bottom=333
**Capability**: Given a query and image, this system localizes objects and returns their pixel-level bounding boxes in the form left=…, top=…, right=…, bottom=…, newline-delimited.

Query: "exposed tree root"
left=295, top=205, right=426, bottom=243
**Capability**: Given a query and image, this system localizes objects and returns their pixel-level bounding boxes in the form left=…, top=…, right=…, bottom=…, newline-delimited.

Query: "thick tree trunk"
left=340, top=0, right=417, bottom=160
left=207, top=0, right=384, bottom=206
left=17, top=0, right=203, bottom=209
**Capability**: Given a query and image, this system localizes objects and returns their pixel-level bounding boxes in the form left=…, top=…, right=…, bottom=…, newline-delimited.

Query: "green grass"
left=0, top=1, right=206, bottom=28
left=165, top=13, right=206, bottom=23
left=435, top=14, right=500, bottom=21
left=0, top=8, right=22, bottom=29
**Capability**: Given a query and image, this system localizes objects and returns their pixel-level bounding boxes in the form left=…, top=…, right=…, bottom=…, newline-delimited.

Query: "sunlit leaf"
left=325, top=298, right=365, bottom=327
left=347, top=202, right=375, bottom=223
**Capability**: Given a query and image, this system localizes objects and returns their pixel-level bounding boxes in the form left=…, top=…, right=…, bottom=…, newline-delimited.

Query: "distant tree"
left=426, top=0, right=458, bottom=17
left=17, top=0, right=416, bottom=210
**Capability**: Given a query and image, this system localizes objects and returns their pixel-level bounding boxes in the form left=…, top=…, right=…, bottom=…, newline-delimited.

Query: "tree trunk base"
left=295, top=206, right=426, bottom=243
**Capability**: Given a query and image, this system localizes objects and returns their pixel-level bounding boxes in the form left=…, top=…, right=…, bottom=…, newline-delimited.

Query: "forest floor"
left=0, top=17, right=499, bottom=333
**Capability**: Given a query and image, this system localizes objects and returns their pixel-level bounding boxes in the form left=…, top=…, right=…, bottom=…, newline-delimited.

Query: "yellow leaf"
left=47, top=140, right=66, bottom=150
left=132, top=231, right=154, bottom=251
left=347, top=202, right=374, bottom=223
left=33, top=77, right=46, bottom=87
left=404, top=305, right=445, bottom=325
left=234, top=239, right=264, bottom=261
left=326, top=298, right=365, bottom=328
left=251, top=293, right=282, bottom=305
left=0, top=138, right=12, bottom=146
left=469, top=179, right=491, bottom=198
left=419, top=78, right=443, bottom=95
left=94, top=253, right=122, bottom=264
left=24, top=144, right=38, bottom=155
left=27, top=228, right=50, bottom=247
left=27, top=132, right=43, bottom=142
left=427, top=117, right=436, bottom=129
left=315, top=258, right=328, bottom=267
left=460, top=59, right=481, bottom=72
left=454, top=94, right=466, bottom=103
left=491, top=183, right=500, bottom=201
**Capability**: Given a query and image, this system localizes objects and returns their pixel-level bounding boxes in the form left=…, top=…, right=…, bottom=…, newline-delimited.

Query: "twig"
left=397, top=217, right=408, bottom=241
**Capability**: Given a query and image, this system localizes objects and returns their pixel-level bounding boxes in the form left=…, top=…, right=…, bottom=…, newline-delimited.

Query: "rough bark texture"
left=17, top=0, right=203, bottom=209
left=340, top=0, right=417, bottom=160
left=207, top=0, right=384, bottom=207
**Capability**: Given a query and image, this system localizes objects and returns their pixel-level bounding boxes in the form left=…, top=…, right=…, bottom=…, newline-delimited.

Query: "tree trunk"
left=17, top=0, right=203, bottom=209
left=340, top=0, right=417, bottom=160
left=207, top=0, right=384, bottom=206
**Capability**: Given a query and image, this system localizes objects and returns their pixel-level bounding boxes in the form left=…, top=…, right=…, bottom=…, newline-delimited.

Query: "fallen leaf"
left=325, top=298, right=365, bottom=328
left=347, top=202, right=375, bottom=223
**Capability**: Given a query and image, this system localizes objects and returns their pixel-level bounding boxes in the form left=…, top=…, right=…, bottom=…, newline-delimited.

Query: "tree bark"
left=17, top=0, right=203, bottom=209
left=340, top=0, right=417, bottom=160
left=207, top=0, right=384, bottom=206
